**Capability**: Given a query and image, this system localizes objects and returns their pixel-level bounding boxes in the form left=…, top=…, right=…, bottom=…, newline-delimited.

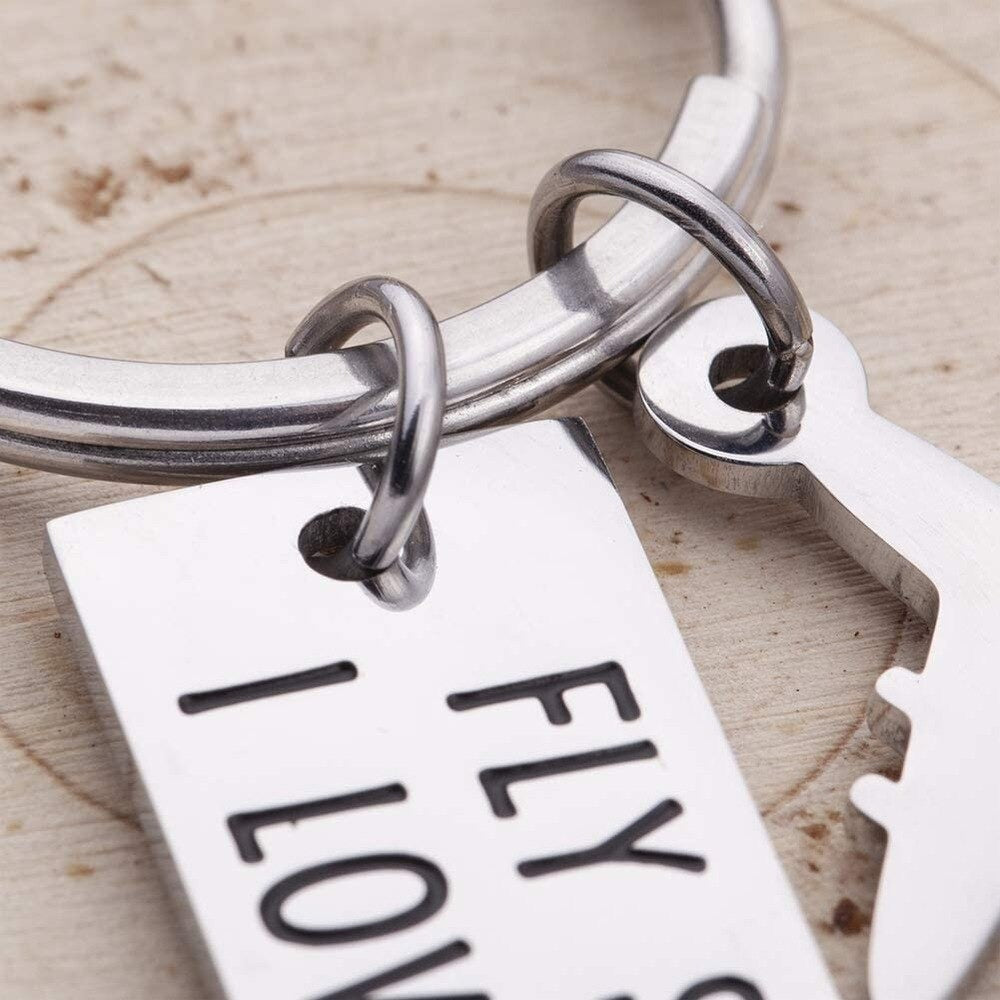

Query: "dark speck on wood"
left=830, top=897, right=869, bottom=936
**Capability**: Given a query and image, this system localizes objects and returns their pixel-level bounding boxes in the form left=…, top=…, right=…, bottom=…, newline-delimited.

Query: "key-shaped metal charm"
left=636, top=295, right=1000, bottom=1000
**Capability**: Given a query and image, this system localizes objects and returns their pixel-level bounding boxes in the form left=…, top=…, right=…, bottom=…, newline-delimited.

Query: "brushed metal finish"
left=286, top=277, right=445, bottom=575
left=0, top=0, right=785, bottom=483
left=528, top=149, right=812, bottom=397
left=46, top=418, right=837, bottom=999
left=635, top=296, right=1000, bottom=1000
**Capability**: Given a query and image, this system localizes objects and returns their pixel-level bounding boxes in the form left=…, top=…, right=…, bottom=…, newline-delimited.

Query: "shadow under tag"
left=45, top=418, right=837, bottom=1000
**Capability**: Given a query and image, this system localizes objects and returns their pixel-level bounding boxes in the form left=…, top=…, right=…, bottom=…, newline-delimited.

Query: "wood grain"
left=0, top=1, right=997, bottom=997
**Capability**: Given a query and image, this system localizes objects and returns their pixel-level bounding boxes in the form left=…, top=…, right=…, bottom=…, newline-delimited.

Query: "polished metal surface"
left=635, top=296, right=1000, bottom=1000
left=286, top=277, right=445, bottom=575
left=0, top=0, right=786, bottom=483
left=46, top=418, right=837, bottom=998
left=529, top=149, right=812, bottom=399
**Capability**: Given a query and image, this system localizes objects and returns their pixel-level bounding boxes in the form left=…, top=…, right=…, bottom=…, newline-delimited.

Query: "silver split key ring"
left=287, top=277, right=445, bottom=579
left=528, top=149, right=813, bottom=410
left=0, top=0, right=786, bottom=483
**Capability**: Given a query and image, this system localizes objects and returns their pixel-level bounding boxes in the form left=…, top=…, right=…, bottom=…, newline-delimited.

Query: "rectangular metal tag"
left=46, top=418, right=835, bottom=1000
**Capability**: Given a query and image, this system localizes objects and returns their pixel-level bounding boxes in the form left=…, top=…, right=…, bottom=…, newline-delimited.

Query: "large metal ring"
left=0, top=0, right=786, bottom=483
left=529, top=150, right=812, bottom=401
left=288, top=277, right=445, bottom=576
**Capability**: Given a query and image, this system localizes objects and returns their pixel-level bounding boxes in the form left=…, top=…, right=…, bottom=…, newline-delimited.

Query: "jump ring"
left=528, top=149, right=812, bottom=401
left=286, top=277, right=445, bottom=575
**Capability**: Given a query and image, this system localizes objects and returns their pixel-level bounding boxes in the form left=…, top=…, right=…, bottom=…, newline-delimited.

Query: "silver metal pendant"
left=46, top=418, right=835, bottom=1000
left=636, top=297, right=1000, bottom=1000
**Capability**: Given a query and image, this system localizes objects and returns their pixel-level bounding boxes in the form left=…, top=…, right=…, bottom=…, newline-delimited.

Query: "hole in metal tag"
left=709, top=344, right=799, bottom=414
left=299, top=506, right=371, bottom=582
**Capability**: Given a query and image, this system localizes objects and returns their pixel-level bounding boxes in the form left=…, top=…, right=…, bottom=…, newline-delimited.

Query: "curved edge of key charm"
left=634, top=295, right=1000, bottom=1000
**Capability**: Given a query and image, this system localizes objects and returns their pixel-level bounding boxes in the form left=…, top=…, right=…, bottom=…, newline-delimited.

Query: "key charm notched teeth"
left=635, top=296, right=1000, bottom=1000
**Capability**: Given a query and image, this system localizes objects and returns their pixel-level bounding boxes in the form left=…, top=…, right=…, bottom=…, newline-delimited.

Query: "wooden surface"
left=0, top=1, right=997, bottom=997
